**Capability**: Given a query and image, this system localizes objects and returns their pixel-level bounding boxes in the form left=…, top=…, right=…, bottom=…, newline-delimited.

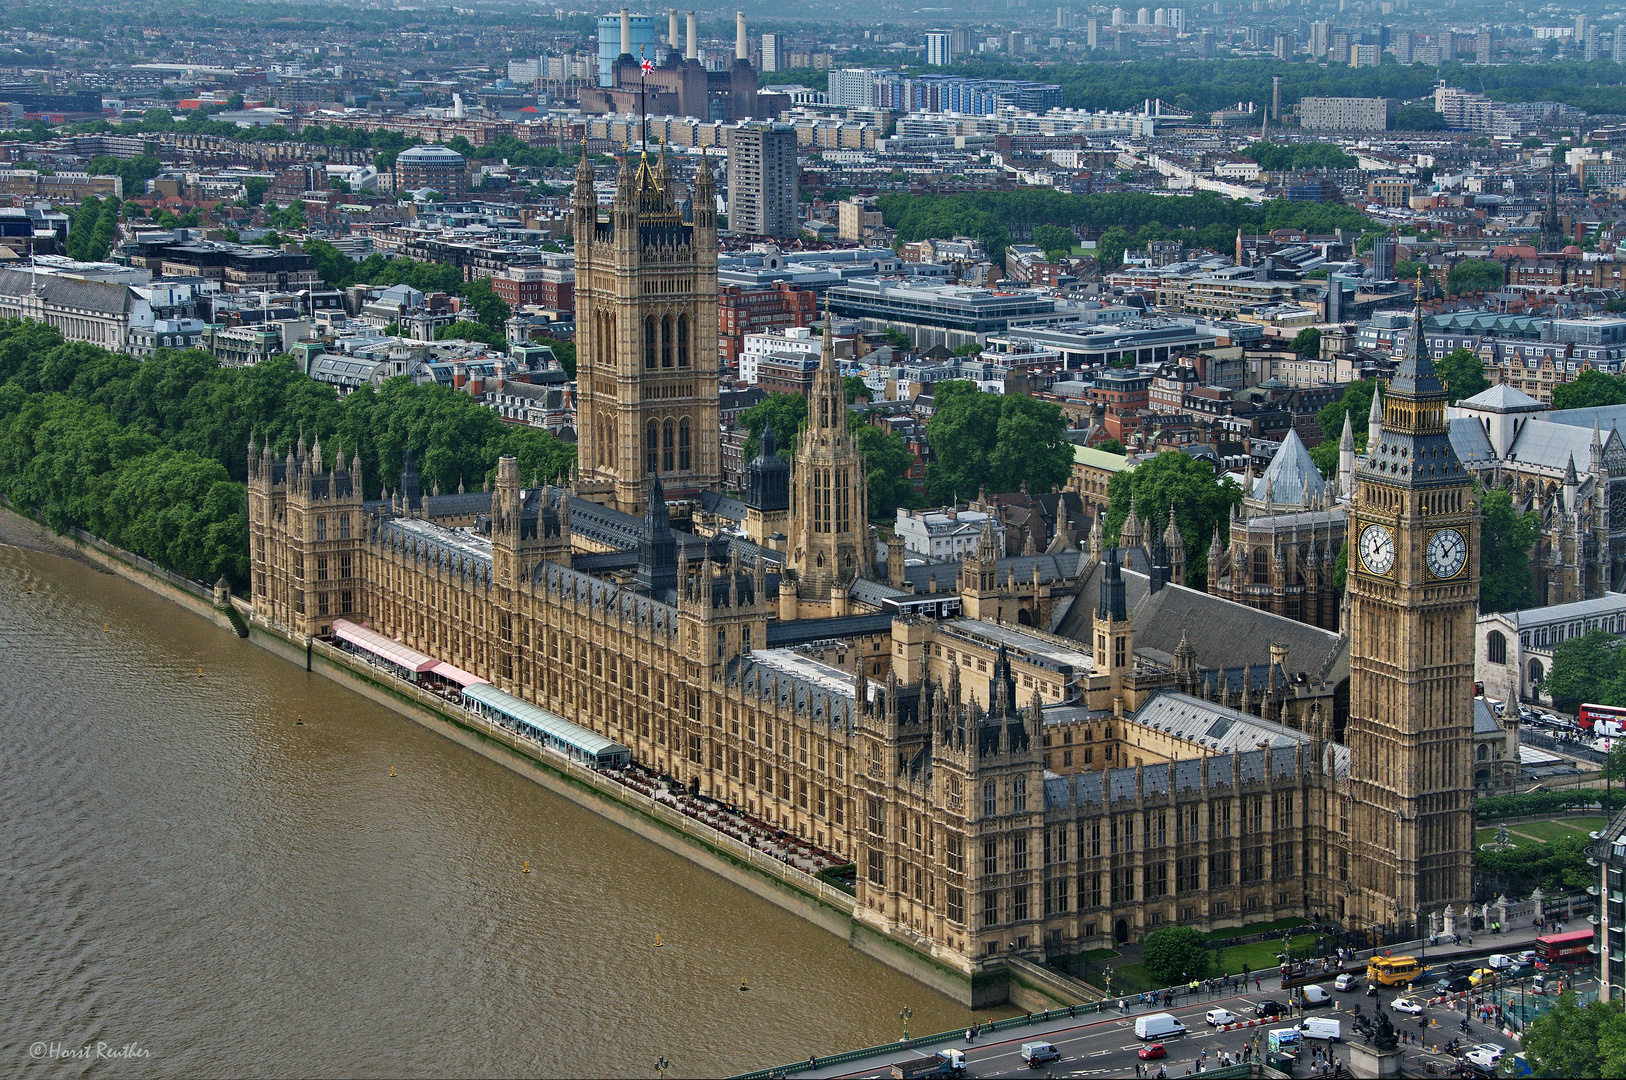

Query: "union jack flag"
left=641, top=57, right=654, bottom=73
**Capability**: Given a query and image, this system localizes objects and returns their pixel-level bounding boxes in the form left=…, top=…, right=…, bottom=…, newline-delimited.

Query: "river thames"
left=0, top=539, right=980, bottom=1077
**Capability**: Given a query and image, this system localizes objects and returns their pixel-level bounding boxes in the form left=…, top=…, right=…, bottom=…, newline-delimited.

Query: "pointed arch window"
left=678, top=418, right=691, bottom=471
left=662, top=419, right=675, bottom=473
left=644, top=316, right=657, bottom=369
left=677, top=314, right=689, bottom=368
left=661, top=315, right=674, bottom=368
left=646, top=421, right=659, bottom=475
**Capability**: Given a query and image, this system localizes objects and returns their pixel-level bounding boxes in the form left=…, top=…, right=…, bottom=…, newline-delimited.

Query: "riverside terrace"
left=325, top=615, right=850, bottom=878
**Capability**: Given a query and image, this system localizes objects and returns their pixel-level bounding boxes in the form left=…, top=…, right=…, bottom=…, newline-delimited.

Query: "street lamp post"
left=654, top=1056, right=671, bottom=1080
left=900, top=1005, right=913, bottom=1042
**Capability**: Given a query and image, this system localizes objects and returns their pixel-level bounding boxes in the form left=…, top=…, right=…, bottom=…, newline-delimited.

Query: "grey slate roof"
left=765, top=613, right=895, bottom=647
left=1132, top=691, right=1311, bottom=752
left=1448, top=417, right=1497, bottom=465
left=0, top=267, right=137, bottom=315
left=1458, top=384, right=1544, bottom=412
left=1055, top=559, right=1346, bottom=681
left=1250, top=428, right=1327, bottom=507
left=1506, top=417, right=1597, bottom=472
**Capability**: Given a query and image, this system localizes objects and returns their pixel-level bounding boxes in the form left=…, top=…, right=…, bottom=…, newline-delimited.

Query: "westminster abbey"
left=248, top=149, right=1476, bottom=1004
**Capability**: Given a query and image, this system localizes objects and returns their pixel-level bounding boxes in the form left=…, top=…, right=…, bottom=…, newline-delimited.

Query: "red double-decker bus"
left=1535, top=929, right=1593, bottom=967
left=1578, top=703, right=1626, bottom=733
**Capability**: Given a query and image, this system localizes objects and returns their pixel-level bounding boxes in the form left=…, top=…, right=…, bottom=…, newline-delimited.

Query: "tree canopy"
left=1553, top=370, right=1626, bottom=411
left=1541, top=629, right=1626, bottom=708
left=1243, top=142, right=1356, bottom=171
left=924, top=381, right=1073, bottom=504
left=1446, top=258, right=1506, bottom=296
left=1522, top=994, right=1626, bottom=1079
left=1142, top=926, right=1212, bottom=986
left=1432, top=347, right=1491, bottom=403
left=879, top=188, right=1373, bottom=266
left=1479, top=486, right=1540, bottom=614
left=740, top=392, right=807, bottom=464
left=1103, top=451, right=1241, bottom=590
left=851, top=417, right=917, bottom=523
left=1290, top=327, right=1321, bottom=359
left=0, top=319, right=573, bottom=590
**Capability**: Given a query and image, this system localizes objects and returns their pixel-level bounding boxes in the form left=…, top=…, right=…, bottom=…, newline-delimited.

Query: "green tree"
left=1433, top=347, right=1491, bottom=402
left=1032, top=223, right=1075, bottom=262
left=850, top=415, right=916, bottom=521
left=1103, top=451, right=1241, bottom=590
left=1553, top=370, right=1626, bottom=411
left=740, top=393, right=807, bottom=463
left=1445, top=258, right=1505, bottom=296
left=1392, top=258, right=1427, bottom=283
left=1479, top=485, right=1540, bottom=614
left=1540, top=629, right=1626, bottom=708
left=1314, top=379, right=1377, bottom=462
left=924, top=382, right=1072, bottom=504
left=1523, top=994, right=1626, bottom=1079
left=843, top=375, right=870, bottom=404
left=435, top=321, right=507, bottom=350
left=1142, top=926, right=1212, bottom=985
left=460, top=276, right=511, bottom=330
left=1095, top=438, right=1126, bottom=455
left=536, top=337, right=575, bottom=379
left=1290, top=327, right=1321, bottom=358
left=241, top=177, right=269, bottom=206
left=267, top=202, right=306, bottom=231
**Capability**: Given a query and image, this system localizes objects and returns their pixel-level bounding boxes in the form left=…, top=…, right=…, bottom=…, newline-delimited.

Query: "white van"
left=1134, top=1012, right=1188, bottom=1040
left=1299, top=1017, right=1342, bottom=1042
left=1301, top=984, right=1331, bottom=1006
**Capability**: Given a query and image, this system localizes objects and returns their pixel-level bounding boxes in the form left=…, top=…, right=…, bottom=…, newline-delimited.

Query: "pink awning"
left=332, top=619, right=437, bottom=673
left=430, top=661, right=488, bottom=687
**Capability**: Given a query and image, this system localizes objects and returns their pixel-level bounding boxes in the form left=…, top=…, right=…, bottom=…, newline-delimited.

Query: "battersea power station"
left=247, top=146, right=1479, bottom=1005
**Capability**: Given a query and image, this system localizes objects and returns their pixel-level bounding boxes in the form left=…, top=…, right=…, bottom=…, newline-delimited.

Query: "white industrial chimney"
left=686, top=11, right=698, bottom=60
left=668, top=9, right=680, bottom=50
left=735, top=11, right=748, bottom=60
left=620, top=7, right=632, bottom=56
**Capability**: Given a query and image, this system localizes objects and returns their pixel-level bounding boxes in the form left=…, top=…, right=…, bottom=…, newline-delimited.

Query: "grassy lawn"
left=1514, top=817, right=1604, bottom=841
left=1109, top=963, right=1159, bottom=994
left=1202, top=917, right=1309, bottom=943
left=1213, top=933, right=1319, bottom=976
left=1083, top=948, right=1120, bottom=961
left=1478, top=816, right=1604, bottom=848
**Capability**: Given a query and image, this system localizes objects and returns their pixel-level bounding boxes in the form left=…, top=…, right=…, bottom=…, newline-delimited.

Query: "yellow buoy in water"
left=390, top=765, right=397, bottom=777
left=653, top=933, right=663, bottom=948
left=522, top=861, right=531, bottom=874
left=739, top=978, right=750, bottom=992
left=196, top=666, right=203, bottom=677
left=103, top=622, right=109, bottom=631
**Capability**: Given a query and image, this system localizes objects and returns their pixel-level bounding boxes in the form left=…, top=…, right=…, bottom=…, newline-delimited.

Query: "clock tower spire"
left=1343, top=275, right=1477, bottom=934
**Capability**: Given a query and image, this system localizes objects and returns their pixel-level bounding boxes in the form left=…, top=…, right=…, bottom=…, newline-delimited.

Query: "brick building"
left=717, top=282, right=817, bottom=364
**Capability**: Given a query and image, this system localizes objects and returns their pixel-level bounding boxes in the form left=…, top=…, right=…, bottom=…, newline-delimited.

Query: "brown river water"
left=0, top=540, right=981, bottom=1078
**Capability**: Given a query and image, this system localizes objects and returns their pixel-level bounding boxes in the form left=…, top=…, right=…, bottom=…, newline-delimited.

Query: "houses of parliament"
left=247, top=146, right=1478, bottom=1004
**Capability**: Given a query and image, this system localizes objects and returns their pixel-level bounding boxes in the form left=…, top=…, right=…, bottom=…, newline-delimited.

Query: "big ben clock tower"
left=1343, top=286, right=1477, bottom=934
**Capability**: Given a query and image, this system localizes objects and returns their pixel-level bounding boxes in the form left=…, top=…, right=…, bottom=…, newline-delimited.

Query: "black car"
left=1255, top=999, right=1288, bottom=1018
left=1434, top=976, right=1473, bottom=994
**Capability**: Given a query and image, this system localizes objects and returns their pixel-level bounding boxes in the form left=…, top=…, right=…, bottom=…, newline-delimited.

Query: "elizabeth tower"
left=1344, top=298, right=1477, bottom=933
left=572, top=145, right=720, bottom=515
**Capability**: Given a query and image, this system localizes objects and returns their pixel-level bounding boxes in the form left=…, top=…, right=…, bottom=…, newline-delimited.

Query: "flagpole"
left=639, top=45, right=647, bottom=152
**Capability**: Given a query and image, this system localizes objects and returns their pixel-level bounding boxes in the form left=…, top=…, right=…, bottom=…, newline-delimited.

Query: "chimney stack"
left=735, top=11, right=748, bottom=60
left=669, top=8, right=679, bottom=50
left=686, top=10, right=698, bottom=60
left=620, top=7, right=632, bottom=56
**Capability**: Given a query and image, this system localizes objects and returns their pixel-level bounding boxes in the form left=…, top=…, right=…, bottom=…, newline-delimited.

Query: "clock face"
left=1426, top=527, right=1468, bottom=580
left=1359, top=522, right=1396, bottom=576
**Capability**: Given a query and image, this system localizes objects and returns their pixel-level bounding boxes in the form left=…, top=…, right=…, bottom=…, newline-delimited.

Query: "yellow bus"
left=1366, top=955, right=1422, bottom=987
